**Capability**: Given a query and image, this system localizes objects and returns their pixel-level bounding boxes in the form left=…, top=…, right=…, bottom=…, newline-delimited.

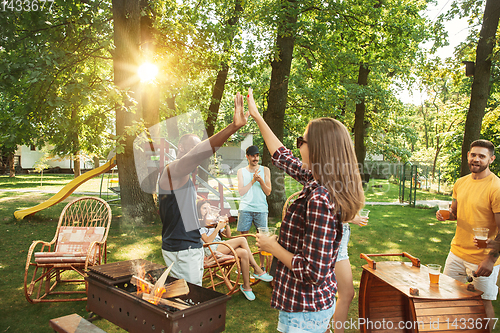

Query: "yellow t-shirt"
left=451, top=173, right=500, bottom=265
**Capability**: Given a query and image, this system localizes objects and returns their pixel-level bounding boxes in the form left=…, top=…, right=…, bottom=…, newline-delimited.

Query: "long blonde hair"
left=307, top=118, right=364, bottom=221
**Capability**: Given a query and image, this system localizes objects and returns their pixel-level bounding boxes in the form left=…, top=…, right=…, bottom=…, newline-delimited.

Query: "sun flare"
left=138, top=62, right=159, bottom=82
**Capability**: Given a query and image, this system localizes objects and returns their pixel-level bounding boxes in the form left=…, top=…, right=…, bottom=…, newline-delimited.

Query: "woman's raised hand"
left=247, top=88, right=261, bottom=119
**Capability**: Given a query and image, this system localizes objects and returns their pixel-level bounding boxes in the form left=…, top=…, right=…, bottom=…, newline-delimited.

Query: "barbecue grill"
left=86, top=259, right=231, bottom=333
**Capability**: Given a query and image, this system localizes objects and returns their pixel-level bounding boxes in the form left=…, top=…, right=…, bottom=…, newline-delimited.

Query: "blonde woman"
left=248, top=89, right=364, bottom=333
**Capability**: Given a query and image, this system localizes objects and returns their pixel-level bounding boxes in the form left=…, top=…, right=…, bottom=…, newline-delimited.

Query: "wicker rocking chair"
left=202, top=234, right=261, bottom=295
left=24, top=196, right=112, bottom=303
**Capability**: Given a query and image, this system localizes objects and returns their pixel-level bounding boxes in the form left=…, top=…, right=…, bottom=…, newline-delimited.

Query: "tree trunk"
left=432, top=135, right=440, bottom=179
left=73, top=153, right=81, bottom=177
left=460, top=0, right=500, bottom=176
left=70, top=107, right=81, bottom=177
left=140, top=8, right=159, bottom=130
left=201, top=1, right=243, bottom=183
left=354, top=63, right=370, bottom=176
left=206, top=64, right=230, bottom=138
left=113, top=0, right=157, bottom=222
left=93, top=156, right=100, bottom=168
left=262, top=0, right=299, bottom=218
left=419, top=103, right=429, bottom=149
left=206, top=1, right=243, bottom=138
left=201, top=64, right=229, bottom=183
left=8, top=152, right=15, bottom=177
left=165, top=97, right=179, bottom=142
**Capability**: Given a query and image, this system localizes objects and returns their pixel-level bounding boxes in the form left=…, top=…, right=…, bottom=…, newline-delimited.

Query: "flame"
left=137, top=280, right=150, bottom=294
left=136, top=263, right=150, bottom=294
left=134, top=263, right=165, bottom=305
left=148, top=286, right=166, bottom=305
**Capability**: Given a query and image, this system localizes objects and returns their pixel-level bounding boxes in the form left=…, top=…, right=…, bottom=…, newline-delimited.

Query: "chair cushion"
left=33, top=226, right=105, bottom=264
left=204, top=251, right=235, bottom=268
left=55, top=226, right=105, bottom=253
left=35, top=252, right=87, bottom=263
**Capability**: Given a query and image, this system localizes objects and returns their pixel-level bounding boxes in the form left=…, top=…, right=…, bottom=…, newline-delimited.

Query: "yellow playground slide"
left=14, top=156, right=117, bottom=220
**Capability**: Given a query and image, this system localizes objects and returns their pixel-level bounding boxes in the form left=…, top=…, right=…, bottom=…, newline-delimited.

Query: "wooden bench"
left=49, top=314, right=106, bottom=333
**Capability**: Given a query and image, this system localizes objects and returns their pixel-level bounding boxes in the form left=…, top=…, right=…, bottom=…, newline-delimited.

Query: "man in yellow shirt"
left=437, top=139, right=500, bottom=331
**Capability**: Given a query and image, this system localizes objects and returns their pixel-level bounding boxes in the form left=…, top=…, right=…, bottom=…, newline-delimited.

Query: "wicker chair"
left=202, top=234, right=261, bottom=295
left=24, top=196, right=112, bottom=303
left=282, top=191, right=301, bottom=221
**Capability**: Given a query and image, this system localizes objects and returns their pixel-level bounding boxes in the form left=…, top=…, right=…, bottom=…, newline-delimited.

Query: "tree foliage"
left=2, top=0, right=496, bottom=213
left=0, top=1, right=117, bottom=173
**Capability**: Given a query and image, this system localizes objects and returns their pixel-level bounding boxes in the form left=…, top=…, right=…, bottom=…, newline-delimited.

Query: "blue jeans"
left=277, top=304, right=335, bottom=333
left=237, top=210, right=268, bottom=232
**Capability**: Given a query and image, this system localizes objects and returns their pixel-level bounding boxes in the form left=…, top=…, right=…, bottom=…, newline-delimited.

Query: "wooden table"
left=359, top=254, right=488, bottom=333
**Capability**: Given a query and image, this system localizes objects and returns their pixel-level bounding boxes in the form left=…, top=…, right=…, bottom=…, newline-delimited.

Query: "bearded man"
left=437, top=139, right=500, bottom=331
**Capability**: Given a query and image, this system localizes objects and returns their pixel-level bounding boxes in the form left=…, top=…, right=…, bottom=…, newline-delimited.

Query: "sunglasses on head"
left=296, top=136, right=307, bottom=149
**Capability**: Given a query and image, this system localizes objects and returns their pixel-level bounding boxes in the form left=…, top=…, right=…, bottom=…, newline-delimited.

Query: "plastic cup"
left=205, top=215, right=217, bottom=227
left=473, top=228, right=489, bottom=248
left=438, top=202, right=450, bottom=220
left=359, top=209, right=370, bottom=226
left=359, top=209, right=370, bottom=217
left=258, top=227, right=276, bottom=256
left=209, top=206, right=220, bottom=217
left=428, top=264, right=441, bottom=284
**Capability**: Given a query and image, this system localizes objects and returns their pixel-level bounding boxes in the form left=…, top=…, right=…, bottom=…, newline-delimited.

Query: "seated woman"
left=197, top=199, right=273, bottom=301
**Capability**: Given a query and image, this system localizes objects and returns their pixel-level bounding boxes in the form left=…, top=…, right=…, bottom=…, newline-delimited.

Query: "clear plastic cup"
left=257, top=227, right=276, bottom=256
left=428, top=264, right=441, bottom=284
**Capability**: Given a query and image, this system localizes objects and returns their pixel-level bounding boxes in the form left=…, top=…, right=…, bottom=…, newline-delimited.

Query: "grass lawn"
left=0, top=175, right=497, bottom=332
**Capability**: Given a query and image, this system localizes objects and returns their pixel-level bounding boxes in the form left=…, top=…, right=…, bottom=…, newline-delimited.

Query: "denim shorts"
left=277, top=304, right=335, bottom=333
left=237, top=210, right=268, bottom=232
left=337, top=223, right=350, bottom=262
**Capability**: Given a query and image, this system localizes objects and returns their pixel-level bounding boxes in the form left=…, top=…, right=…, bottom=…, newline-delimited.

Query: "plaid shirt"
left=271, top=146, right=342, bottom=312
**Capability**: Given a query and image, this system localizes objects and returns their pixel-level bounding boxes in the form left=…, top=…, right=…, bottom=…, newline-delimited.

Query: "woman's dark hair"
left=196, top=199, right=210, bottom=217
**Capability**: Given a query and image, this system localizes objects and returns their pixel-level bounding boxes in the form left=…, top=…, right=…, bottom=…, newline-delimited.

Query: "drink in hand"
left=473, top=228, right=489, bottom=249
left=476, top=236, right=488, bottom=248
left=359, top=209, right=370, bottom=226
left=258, top=227, right=276, bottom=256
left=438, top=209, right=450, bottom=220
left=205, top=215, right=218, bottom=228
left=438, top=203, right=450, bottom=220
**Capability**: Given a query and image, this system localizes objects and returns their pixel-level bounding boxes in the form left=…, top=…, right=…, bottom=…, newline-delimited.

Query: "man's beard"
left=469, top=161, right=488, bottom=174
